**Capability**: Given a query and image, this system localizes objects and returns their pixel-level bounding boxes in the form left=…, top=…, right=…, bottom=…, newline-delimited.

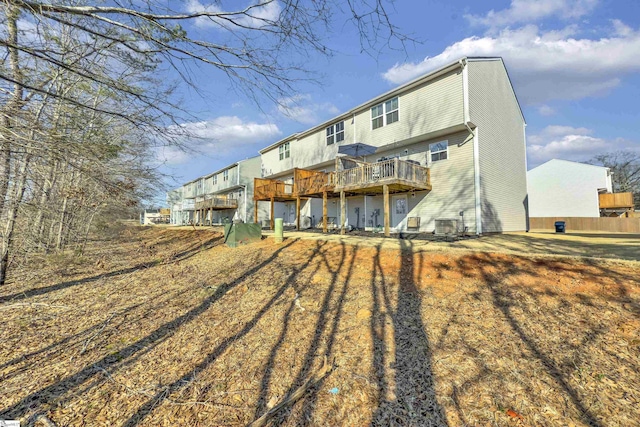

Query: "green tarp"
left=223, top=223, right=262, bottom=248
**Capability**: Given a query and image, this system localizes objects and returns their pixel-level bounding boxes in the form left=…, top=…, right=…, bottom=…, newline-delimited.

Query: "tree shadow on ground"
left=0, top=235, right=223, bottom=304
left=370, top=240, right=448, bottom=426
left=430, top=252, right=640, bottom=427
left=121, top=240, right=330, bottom=426
left=0, top=239, right=296, bottom=421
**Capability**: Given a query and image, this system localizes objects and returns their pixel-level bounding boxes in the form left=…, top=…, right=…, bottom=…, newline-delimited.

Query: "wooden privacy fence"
left=530, top=217, right=640, bottom=233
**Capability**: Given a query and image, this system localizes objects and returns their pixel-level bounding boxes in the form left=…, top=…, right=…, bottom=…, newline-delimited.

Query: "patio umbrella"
left=337, top=142, right=377, bottom=157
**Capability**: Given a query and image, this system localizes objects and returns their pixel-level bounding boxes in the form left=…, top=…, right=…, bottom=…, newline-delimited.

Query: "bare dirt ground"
left=1, top=225, right=639, bottom=426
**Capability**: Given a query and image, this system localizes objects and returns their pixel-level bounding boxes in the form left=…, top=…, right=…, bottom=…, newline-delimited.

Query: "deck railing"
left=334, top=158, right=430, bottom=190
left=254, top=179, right=294, bottom=200
left=195, top=196, right=238, bottom=210
left=296, top=172, right=335, bottom=195
left=599, top=192, right=634, bottom=209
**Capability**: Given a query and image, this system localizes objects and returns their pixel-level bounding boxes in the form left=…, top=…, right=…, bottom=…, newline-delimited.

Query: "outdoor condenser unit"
left=434, top=218, right=458, bottom=235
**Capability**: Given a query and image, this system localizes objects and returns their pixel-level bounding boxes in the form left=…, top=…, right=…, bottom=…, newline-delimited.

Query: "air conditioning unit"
left=435, top=218, right=458, bottom=235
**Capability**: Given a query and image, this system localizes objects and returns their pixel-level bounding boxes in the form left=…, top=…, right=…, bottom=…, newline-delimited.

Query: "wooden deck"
left=599, top=192, right=634, bottom=209
left=253, top=178, right=295, bottom=201
left=195, top=196, right=237, bottom=210
left=294, top=168, right=336, bottom=197
left=333, top=158, right=431, bottom=194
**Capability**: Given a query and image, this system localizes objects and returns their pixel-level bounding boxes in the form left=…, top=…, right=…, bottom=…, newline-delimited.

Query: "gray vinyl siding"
left=303, top=130, right=477, bottom=233
left=399, top=130, right=477, bottom=233
left=261, top=68, right=464, bottom=178
left=468, top=60, right=527, bottom=232
left=239, top=156, right=262, bottom=221
left=354, top=69, right=464, bottom=149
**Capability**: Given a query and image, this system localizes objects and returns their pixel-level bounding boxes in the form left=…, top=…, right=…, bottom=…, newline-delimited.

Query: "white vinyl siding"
left=527, top=160, right=611, bottom=217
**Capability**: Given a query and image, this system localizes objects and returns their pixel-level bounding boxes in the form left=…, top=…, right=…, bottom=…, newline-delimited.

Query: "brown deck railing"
left=333, top=158, right=430, bottom=190
left=195, top=196, right=238, bottom=210
left=295, top=169, right=335, bottom=196
left=599, top=192, right=634, bottom=209
left=254, top=178, right=295, bottom=200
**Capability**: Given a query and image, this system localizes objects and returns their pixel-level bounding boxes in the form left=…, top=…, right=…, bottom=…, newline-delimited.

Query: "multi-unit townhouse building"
left=252, top=57, right=528, bottom=235
left=168, top=57, right=529, bottom=235
left=168, top=156, right=261, bottom=225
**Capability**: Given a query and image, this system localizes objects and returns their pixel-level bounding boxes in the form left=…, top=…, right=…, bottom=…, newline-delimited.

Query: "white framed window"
left=326, top=121, right=345, bottom=145
left=213, top=175, right=217, bottom=185
left=371, top=96, right=399, bottom=129
left=223, top=170, right=229, bottom=181
left=385, top=97, right=399, bottom=124
left=196, top=180, right=203, bottom=194
left=371, top=104, right=384, bottom=129
left=429, top=140, right=448, bottom=162
left=279, top=142, right=290, bottom=160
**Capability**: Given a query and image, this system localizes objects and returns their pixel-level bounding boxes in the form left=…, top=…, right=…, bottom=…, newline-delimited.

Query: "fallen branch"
left=248, top=356, right=332, bottom=427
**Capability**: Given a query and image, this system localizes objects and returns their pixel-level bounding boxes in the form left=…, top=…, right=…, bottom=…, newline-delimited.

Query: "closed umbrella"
left=337, top=142, right=377, bottom=157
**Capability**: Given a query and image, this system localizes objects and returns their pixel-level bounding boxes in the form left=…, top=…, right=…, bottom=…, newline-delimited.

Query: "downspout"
left=243, top=185, right=248, bottom=222
left=461, top=58, right=483, bottom=235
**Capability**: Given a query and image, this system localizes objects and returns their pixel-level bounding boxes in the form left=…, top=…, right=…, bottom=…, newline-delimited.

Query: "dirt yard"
left=1, top=225, right=638, bottom=426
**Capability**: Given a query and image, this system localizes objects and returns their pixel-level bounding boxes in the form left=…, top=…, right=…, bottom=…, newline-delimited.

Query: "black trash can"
left=554, top=221, right=566, bottom=233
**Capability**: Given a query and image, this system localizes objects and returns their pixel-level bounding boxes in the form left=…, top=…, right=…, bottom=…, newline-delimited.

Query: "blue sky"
left=157, top=0, right=640, bottom=191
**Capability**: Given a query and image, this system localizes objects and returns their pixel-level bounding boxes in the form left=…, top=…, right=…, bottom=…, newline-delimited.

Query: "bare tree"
left=0, top=0, right=411, bottom=285
left=591, top=151, right=640, bottom=209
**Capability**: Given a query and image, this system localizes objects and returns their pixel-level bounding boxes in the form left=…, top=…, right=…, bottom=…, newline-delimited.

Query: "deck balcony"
left=195, top=196, right=238, bottom=210
left=598, top=192, right=634, bottom=210
left=253, top=178, right=295, bottom=201
left=333, top=158, right=431, bottom=194
left=294, top=168, right=335, bottom=197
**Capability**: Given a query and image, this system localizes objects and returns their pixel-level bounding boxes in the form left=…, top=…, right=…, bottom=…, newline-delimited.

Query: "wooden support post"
left=340, top=190, right=346, bottom=235
left=322, top=191, right=328, bottom=233
left=254, top=201, right=259, bottom=224
left=270, top=197, right=275, bottom=230
left=383, top=184, right=390, bottom=237
left=296, top=196, right=301, bottom=230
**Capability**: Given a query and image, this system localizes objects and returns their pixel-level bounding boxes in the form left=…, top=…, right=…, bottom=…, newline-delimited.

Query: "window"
left=196, top=180, right=203, bottom=194
left=223, top=170, right=229, bottom=181
left=385, top=97, right=399, bottom=124
left=429, top=140, right=448, bottom=162
left=326, top=121, right=345, bottom=145
left=279, top=142, right=290, bottom=160
left=371, top=96, right=399, bottom=129
left=213, top=175, right=217, bottom=185
left=371, top=104, right=384, bottom=129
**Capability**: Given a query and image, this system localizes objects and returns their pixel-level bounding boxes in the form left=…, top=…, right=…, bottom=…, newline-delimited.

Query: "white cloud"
left=158, top=116, right=281, bottom=165
left=527, top=125, right=637, bottom=168
left=277, top=94, right=340, bottom=125
left=465, top=0, right=599, bottom=29
left=382, top=22, right=640, bottom=104
left=537, top=104, right=556, bottom=116
left=186, top=0, right=281, bottom=29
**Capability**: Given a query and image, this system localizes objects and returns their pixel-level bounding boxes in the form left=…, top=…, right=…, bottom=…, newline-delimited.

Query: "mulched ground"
left=1, top=225, right=638, bottom=426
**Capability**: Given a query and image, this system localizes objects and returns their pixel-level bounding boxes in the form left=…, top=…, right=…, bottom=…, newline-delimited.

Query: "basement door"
left=391, top=194, right=408, bottom=229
